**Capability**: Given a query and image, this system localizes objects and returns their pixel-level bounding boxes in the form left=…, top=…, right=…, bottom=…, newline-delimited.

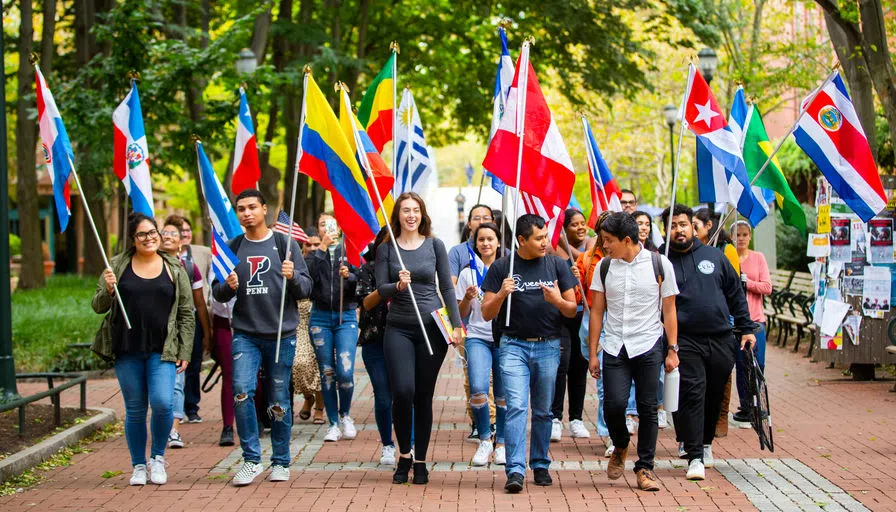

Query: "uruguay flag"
left=794, top=72, right=886, bottom=222
left=211, top=228, right=239, bottom=283
left=112, top=82, right=154, bottom=217
left=583, top=117, right=622, bottom=228
left=35, top=68, right=73, bottom=232
left=394, top=88, right=434, bottom=196
left=195, top=141, right=243, bottom=240
left=487, top=26, right=515, bottom=195
left=231, top=87, right=261, bottom=195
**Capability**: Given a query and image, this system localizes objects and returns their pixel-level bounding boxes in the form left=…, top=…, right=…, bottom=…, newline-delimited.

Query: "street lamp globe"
left=662, top=104, right=677, bottom=127
left=697, top=47, right=718, bottom=83
left=235, top=48, right=257, bottom=75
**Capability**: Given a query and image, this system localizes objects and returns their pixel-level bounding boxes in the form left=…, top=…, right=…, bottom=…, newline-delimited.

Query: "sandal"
left=312, top=407, right=325, bottom=424
left=299, top=396, right=314, bottom=421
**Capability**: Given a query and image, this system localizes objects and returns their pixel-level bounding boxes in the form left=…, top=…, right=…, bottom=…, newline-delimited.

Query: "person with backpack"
left=587, top=212, right=679, bottom=492
left=211, top=189, right=313, bottom=487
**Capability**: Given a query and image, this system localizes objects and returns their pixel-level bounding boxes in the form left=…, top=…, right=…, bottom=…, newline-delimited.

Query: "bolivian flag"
left=357, top=53, right=394, bottom=152
left=299, top=74, right=379, bottom=266
left=743, top=106, right=807, bottom=235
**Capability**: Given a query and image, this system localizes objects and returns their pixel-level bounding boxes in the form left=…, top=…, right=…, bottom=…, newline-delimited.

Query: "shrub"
left=9, top=234, right=22, bottom=257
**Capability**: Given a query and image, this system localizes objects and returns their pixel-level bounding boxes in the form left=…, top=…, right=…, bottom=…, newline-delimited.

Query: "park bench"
left=764, top=269, right=794, bottom=336
left=768, top=271, right=816, bottom=355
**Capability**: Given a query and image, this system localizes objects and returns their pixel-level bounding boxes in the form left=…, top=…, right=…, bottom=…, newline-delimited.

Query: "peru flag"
left=482, top=43, right=575, bottom=211
left=231, top=87, right=261, bottom=195
left=793, top=72, right=886, bottom=222
left=113, top=82, right=155, bottom=217
left=35, top=67, right=74, bottom=231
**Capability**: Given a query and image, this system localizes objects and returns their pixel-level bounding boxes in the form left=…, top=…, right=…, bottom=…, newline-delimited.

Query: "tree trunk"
left=858, top=0, right=896, bottom=154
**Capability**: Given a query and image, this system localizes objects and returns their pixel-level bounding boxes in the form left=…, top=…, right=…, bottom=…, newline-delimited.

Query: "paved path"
left=3, top=343, right=895, bottom=511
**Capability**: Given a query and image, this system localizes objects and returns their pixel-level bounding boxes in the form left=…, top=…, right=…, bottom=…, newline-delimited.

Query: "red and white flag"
left=507, top=188, right=564, bottom=248
left=231, top=87, right=261, bottom=195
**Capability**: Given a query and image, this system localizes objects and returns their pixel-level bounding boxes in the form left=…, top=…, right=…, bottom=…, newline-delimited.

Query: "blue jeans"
left=500, top=336, right=560, bottom=477
left=736, top=323, right=767, bottom=409
left=467, top=337, right=505, bottom=444
left=173, top=371, right=185, bottom=421
left=232, top=333, right=296, bottom=466
left=361, top=341, right=393, bottom=447
left=114, top=352, right=176, bottom=466
left=309, top=309, right=359, bottom=426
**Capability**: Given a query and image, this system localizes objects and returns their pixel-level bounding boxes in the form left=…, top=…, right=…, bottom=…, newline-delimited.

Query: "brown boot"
left=716, top=376, right=732, bottom=438
left=607, top=444, right=628, bottom=480
left=635, top=468, right=660, bottom=491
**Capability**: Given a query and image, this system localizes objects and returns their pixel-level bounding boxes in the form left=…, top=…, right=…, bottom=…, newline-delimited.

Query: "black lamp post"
left=663, top=104, right=677, bottom=192
left=697, top=47, right=719, bottom=215
left=0, top=12, right=19, bottom=400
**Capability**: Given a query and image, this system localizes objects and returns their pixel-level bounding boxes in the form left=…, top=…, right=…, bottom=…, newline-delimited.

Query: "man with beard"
left=660, top=204, right=757, bottom=481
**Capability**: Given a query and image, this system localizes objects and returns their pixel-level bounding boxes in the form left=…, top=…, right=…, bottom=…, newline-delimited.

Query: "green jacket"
left=91, top=251, right=195, bottom=362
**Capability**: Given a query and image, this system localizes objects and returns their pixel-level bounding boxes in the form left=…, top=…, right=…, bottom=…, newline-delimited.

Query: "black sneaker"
left=186, top=412, right=203, bottom=423
left=412, top=462, right=429, bottom=485
left=504, top=472, right=524, bottom=493
left=732, top=409, right=751, bottom=423
left=533, top=468, right=552, bottom=486
left=219, top=425, right=235, bottom=446
left=466, top=424, right=479, bottom=444
left=393, top=457, right=412, bottom=484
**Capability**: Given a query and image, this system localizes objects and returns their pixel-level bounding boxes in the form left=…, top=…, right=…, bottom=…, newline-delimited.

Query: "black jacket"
left=305, top=245, right=358, bottom=311
left=665, top=239, right=756, bottom=337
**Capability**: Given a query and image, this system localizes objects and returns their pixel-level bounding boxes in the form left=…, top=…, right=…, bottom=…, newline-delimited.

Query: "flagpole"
left=581, top=115, right=610, bottom=210
left=405, top=87, right=413, bottom=193
left=561, top=230, right=589, bottom=316
left=476, top=167, right=485, bottom=204
left=338, top=237, right=344, bottom=326
left=664, top=65, right=694, bottom=258
left=708, top=69, right=840, bottom=247
left=390, top=42, right=399, bottom=191
left=272, top=67, right=311, bottom=364
left=340, top=85, right=434, bottom=356
left=506, top=40, right=531, bottom=327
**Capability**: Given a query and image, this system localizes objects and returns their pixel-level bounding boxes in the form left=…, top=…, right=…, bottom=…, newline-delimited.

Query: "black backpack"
left=228, top=231, right=290, bottom=263
left=598, top=250, right=665, bottom=290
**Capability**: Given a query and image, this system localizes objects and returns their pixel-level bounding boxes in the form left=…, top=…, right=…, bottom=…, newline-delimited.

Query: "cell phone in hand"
left=325, top=218, right=338, bottom=236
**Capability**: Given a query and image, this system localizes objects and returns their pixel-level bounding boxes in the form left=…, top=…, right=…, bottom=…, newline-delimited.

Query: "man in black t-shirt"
left=482, top=214, right=578, bottom=494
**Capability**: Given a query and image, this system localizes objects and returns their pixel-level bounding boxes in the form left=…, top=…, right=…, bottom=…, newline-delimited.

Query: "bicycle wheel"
left=752, top=358, right=774, bottom=452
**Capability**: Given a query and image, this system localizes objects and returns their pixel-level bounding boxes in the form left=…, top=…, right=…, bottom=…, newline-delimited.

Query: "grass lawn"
left=12, top=275, right=105, bottom=372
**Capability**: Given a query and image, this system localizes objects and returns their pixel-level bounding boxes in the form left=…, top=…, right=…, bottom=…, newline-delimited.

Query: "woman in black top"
left=91, top=213, right=194, bottom=487
left=375, top=192, right=463, bottom=485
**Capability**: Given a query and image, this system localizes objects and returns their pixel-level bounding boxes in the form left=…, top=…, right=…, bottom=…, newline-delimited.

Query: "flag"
left=393, top=88, right=434, bottom=195
left=338, top=88, right=394, bottom=223
left=793, top=72, right=886, bottom=222
left=35, top=68, right=73, bottom=231
left=486, top=27, right=514, bottom=196
left=211, top=228, right=239, bottom=283
left=507, top=188, right=564, bottom=248
left=231, top=86, right=261, bottom=195
left=196, top=141, right=243, bottom=241
left=273, top=210, right=310, bottom=243
left=299, top=73, right=379, bottom=266
left=357, top=53, right=394, bottom=152
left=729, top=87, right=774, bottom=215
left=743, top=105, right=807, bottom=234
left=685, top=66, right=766, bottom=226
left=583, top=117, right=622, bottom=228
left=482, top=45, right=576, bottom=211
left=112, top=82, right=155, bottom=217
left=489, top=171, right=506, bottom=195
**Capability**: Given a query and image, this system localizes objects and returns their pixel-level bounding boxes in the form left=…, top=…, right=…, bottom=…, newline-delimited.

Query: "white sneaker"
left=167, top=428, right=184, bottom=449
left=703, top=444, right=714, bottom=468
left=569, top=419, right=591, bottom=438
left=494, top=445, right=506, bottom=465
left=604, top=437, right=615, bottom=458
left=678, top=442, right=687, bottom=458
left=232, top=461, right=264, bottom=486
left=686, top=459, right=705, bottom=480
left=380, top=445, right=396, bottom=466
left=147, top=455, right=168, bottom=485
left=657, top=410, right=668, bottom=429
left=340, top=415, right=357, bottom=440
left=269, top=465, right=290, bottom=482
left=472, top=440, right=493, bottom=466
left=129, top=464, right=147, bottom=486
left=324, top=424, right=342, bottom=442
left=626, top=416, right=638, bottom=434
left=550, top=419, right=562, bottom=442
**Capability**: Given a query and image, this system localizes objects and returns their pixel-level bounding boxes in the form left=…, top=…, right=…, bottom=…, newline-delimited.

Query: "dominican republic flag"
left=482, top=42, right=576, bottom=212
left=211, top=228, right=239, bottom=283
left=583, top=117, right=622, bottom=228
left=393, top=88, right=434, bottom=196
left=112, top=82, right=155, bottom=217
left=685, top=65, right=766, bottom=226
left=195, top=141, right=243, bottom=241
left=231, top=87, right=261, bottom=195
left=793, top=72, right=886, bottom=222
left=35, top=67, right=74, bottom=232
left=273, top=210, right=309, bottom=243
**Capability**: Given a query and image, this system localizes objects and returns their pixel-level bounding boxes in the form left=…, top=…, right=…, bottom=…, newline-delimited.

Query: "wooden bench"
left=764, top=269, right=794, bottom=335
left=769, top=271, right=816, bottom=355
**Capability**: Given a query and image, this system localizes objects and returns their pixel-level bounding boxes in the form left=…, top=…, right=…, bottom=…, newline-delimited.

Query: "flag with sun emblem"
left=393, top=87, right=433, bottom=196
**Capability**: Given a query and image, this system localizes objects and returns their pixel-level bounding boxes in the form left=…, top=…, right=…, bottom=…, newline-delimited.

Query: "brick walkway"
left=2, top=342, right=895, bottom=511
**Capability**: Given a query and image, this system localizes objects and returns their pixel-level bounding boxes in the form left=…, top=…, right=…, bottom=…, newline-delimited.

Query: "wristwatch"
left=668, top=344, right=679, bottom=353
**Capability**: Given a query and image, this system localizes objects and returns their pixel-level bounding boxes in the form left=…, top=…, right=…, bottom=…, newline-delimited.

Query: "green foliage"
left=777, top=203, right=816, bottom=271
left=8, top=234, right=22, bottom=257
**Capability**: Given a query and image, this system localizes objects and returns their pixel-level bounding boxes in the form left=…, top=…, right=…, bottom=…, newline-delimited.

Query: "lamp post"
left=0, top=12, right=18, bottom=401
left=697, top=47, right=718, bottom=215
left=235, top=48, right=257, bottom=75
left=663, top=104, right=677, bottom=197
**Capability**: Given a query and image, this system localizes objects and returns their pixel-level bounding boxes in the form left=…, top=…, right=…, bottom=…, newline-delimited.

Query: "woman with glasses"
left=91, top=213, right=195, bottom=486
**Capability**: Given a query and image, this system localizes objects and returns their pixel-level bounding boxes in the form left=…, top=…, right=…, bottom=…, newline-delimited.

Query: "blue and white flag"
left=195, top=141, right=243, bottom=241
left=394, top=88, right=433, bottom=195
left=211, top=229, right=239, bottom=283
left=487, top=27, right=514, bottom=195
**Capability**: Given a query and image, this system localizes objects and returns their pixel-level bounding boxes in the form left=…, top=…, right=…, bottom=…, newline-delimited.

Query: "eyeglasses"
left=471, top=216, right=493, bottom=222
left=160, top=229, right=180, bottom=239
left=620, top=199, right=637, bottom=206
left=134, top=229, right=160, bottom=241
left=180, top=228, right=192, bottom=234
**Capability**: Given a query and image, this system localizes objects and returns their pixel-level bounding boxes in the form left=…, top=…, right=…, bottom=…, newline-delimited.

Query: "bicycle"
left=743, top=345, right=774, bottom=452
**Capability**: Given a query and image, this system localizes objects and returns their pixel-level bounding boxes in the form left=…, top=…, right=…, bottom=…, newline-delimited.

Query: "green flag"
left=743, top=107, right=807, bottom=234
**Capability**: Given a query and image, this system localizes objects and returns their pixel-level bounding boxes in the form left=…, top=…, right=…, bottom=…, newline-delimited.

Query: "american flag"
left=273, top=210, right=309, bottom=243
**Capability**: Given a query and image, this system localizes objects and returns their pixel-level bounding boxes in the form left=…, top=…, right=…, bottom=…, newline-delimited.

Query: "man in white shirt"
left=587, top=212, right=679, bottom=492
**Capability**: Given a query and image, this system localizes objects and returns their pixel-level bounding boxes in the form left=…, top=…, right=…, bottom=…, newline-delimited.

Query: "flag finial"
left=524, top=36, right=535, bottom=45
left=335, top=81, right=349, bottom=93
left=127, top=70, right=141, bottom=82
left=497, top=18, right=512, bottom=29
left=390, top=41, right=400, bottom=54
left=240, top=81, right=248, bottom=91
left=303, top=64, right=312, bottom=75
left=29, top=52, right=40, bottom=66
left=404, top=84, right=412, bottom=91
left=190, top=134, right=202, bottom=146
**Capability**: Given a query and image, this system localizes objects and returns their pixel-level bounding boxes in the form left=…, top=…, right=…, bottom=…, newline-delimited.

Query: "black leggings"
left=383, top=319, right=447, bottom=461
left=551, top=313, right=587, bottom=421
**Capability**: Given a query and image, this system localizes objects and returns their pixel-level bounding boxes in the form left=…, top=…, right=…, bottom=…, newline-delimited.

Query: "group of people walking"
left=91, top=187, right=772, bottom=493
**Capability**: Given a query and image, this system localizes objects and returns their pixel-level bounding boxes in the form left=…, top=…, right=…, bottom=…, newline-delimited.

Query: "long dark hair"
left=631, top=210, right=656, bottom=251
left=389, top=191, right=432, bottom=239
left=693, top=208, right=732, bottom=246
left=471, top=222, right=502, bottom=259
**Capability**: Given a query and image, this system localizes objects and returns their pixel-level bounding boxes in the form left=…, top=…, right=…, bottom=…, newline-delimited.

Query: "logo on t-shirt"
left=246, top=256, right=271, bottom=294
left=697, top=260, right=715, bottom=275
left=512, top=274, right=554, bottom=292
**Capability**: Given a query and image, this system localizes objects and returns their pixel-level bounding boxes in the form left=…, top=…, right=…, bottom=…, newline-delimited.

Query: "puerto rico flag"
left=35, top=67, right=74, bottom=232
left=113, top=82, right=154, bottom=217
left=231, top=87, right=261, bottom=195
left=583, top=117, right=622, bottom=228
left=793, top=72, right=886, bottom=222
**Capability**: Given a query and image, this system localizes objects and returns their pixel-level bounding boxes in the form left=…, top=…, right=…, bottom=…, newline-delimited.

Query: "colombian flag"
left=339, top=90, right=395, bottom=226
left=357, top=53, right=394, bottom=152
left=299, top=74, right=379, bottom=266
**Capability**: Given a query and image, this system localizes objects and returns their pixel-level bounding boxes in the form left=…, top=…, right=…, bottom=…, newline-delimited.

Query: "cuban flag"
left=487, top=27, right=514, bottom=195
left=112, top=82, right=154, bottom=217
left=231, top=87, right=261, bottom=195
left=794, top=72, right=886, bottom=222
left=211, top=228, right=239, bottom=283
left=35, top=68, right=74, bottom=232
left=583, top=117, right=622, bottom=228
left=195, top=141, right=243, bottom=240
left=685, top=65, right=766, bottom=226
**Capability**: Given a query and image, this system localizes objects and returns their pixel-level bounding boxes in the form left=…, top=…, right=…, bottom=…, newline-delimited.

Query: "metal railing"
left=0, top=373, right=87, bottom=435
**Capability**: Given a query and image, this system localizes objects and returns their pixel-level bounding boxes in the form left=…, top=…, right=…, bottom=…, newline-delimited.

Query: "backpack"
left=228, top=231, right=290, bottom=263
left=598, top=250, right=665, bottom=289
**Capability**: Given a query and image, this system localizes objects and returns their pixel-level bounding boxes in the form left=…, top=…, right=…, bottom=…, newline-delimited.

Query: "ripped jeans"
left=309, top=309, right=358, bottom=426
left=231, top=332, right=296, bottom=466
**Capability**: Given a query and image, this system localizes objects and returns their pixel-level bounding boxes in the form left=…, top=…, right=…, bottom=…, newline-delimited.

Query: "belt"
left=522, top=336, right=550, bottom=342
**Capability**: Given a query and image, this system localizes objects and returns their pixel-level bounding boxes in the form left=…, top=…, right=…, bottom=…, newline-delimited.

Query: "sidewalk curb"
left=0, top=407, right=116, bottom=483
